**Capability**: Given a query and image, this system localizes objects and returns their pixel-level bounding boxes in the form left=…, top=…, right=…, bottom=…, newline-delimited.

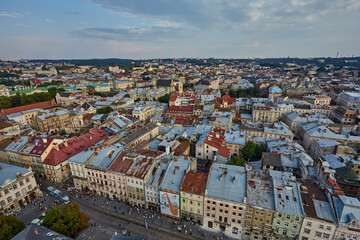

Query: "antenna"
left=336, top=52, right=339, bottom=58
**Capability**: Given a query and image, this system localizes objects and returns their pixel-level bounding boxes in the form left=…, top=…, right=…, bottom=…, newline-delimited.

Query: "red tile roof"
left=126, top=156, right=155, bottom=179
left=29, top=138, right=54, bottom=157
left=204, top=128, right=230, bottom=159
left=2, top=99, right=56, bottom=115
left=44, top=128, right=108, bottom=166
left=167, top=105, right=194, bottom=114
left=108, top=151, right=134, bottom=173
left=215, top=95, right=236, bottom=106
left=180, top=171, right=208, bottom=195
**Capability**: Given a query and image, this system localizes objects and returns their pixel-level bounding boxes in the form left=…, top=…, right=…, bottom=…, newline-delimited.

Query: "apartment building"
left=180, top=170, right=208, bottom=223
left=269, top=170, right=304, bottom=240
left=203, top=163, right=247, bottom=239
left=332, top=195, right=360, bottom=240
left=252, top=104, right=280, bottom=123
left=68, top=149, right=95, bottom=190
left=35, top=109, right=70, bottom=133
left=0, top=163, right=41, bottom=215
left=244, top=169, right=275, bottom=240
left=160, top=156, right=197, bottom=219
left=298, top=178, right=337, bottom=240
left=85, top=145, right=123, bottom=197
left=106, top=151, right=135, bottom=202
left=332, top=106, right=357, bottom=125
left=144, top=155, right=172, bottom=211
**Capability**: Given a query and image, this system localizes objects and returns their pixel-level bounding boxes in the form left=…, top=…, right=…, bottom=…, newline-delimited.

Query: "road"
left=17, top=180, right=232, bottom=240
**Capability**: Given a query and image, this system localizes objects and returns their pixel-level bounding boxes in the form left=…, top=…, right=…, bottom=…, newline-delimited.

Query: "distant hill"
left=27, top=57, right=360, bottom=68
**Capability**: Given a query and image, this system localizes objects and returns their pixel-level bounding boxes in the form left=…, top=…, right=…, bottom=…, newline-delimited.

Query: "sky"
left=0, top=0, right=359, bottom=59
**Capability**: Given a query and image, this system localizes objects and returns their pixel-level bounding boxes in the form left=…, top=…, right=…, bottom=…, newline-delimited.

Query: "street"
left=17, top=179, right=234, bottom=240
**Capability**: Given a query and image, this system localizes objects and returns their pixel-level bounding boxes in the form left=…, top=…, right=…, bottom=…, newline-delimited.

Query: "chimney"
left=34, top=229, right=39, bottom=235
left=220, top=174, right=223, bottom=181
left=232, top=176, right=236, bottom=183
left=43, top=138, right=47, bottom=143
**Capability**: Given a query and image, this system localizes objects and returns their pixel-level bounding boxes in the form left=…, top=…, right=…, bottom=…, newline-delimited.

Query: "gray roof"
left=269, top=170, right=304, bottom=216
left=246, top=170, right=275, bottom=211
left=0, top=162, right=30, bottom=187
left=87, top=144, right=123, bottom=169
left=333, top=195, right=360, bottom=225
left=205, top=163, right=246, bottom=204
left=5, top=136, right=29, bottom=153
left=160, top=156, right=195, bottom=192
left=68, top=149, right=95, bottom=164
left=313, top=200, right=337, bottom=223
left=11, top=224, right=72, bottom=240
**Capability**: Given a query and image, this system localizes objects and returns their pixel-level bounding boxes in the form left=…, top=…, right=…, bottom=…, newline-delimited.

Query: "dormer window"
left=351, top=220, right=357, bottom=226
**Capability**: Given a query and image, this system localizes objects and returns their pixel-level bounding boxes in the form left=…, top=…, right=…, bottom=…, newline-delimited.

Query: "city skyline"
left=1, top=0, right=359, bottom=60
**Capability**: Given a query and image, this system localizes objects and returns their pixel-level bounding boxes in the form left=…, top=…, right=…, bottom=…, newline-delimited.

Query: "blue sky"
left=0, top=0, right=359, bottom=59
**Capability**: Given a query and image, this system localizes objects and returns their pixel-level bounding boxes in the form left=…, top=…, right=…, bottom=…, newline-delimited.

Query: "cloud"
left=0, top=11, right=21, bottom=18
left=0, top=36, right=160, bottom=59
left=70, top=26, right=194, bottom=42
left=15, top=24, right=31, bottom=28
left=89, top=0, right=358, bottom=31
left=252, top=41, right=261, bottom=48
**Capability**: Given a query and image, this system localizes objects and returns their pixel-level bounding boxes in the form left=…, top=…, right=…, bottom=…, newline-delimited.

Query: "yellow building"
left=180, top=171, right=208, bottom=223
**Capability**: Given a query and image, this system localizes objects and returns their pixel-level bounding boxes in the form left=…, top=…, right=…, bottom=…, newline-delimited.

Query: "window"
left=15, top=192, right=20, bottom=198
left=7, top=196, right=12, bottom=203
left=4, top=189, right=9, bottom=194
left=284, top=222, right=289, bottom=227
left=28, top=185, right=32, bottom=190
left=278, top=212, right=282, bottom=218
left=232, top=227, right=238, bottom=234
left=304, top=229, right=310, bottom=234
left=323, top=234, right=330, bottom=239
left=19, top=181, right=24, bottom=186
left=13, top=184, right=17, bottom=190
left=306, top=221, right=312, bottom=227
left=293, top=224, right=298, bottom=229
left=295, top=216, right=300, bottom=221
left=326, top=226, right=331, bottom=231
left=276, top=220, right=281, bottom=225
left=315, top=232, right=322, bottom=238
left=286, top=214, right=291, bottom=220
left=319, top=225, right=324, bottom=229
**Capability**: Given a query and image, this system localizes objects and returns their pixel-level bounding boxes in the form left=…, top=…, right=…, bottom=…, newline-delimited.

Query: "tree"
left=227, top=156, right=247, bottom=166
left=96, top=106, right=112, bottom=114
left=0, top=216, right=26, bottom=240
left=220, top=89, right=226, bottom=97
left=241, top=141, right=265, bottom=162
left=158, top=94, right=170, bottom=103
left=41, top=203, right=90, bottom=238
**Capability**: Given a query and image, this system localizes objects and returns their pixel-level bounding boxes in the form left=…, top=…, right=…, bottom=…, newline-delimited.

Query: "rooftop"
left=269, top=170, right=304, bottom=216
left=87, top=144, right=123, bottom=169
left=206, top=163, right=246, bottom=204
left=0, top=162, right=30, bottom=187
left=246, top=170, right=275, bottom=211
left=180, top=170, right=208, bottom=195
left=161, top=156, right=195, bottom=192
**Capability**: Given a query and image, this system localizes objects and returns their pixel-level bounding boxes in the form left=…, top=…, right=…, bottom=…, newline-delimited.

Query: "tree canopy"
left=158, top=94, right=170, bottom=103
left=0, top=87, right=64, bottom=109
left=96, top=106, right=112, bottom=114
left=0, top=216, right=26, bottom=240
left=241, top=141, right=265, bottom=162
left=227, top=155, right=247, bottom=167
left=228, top=87, right=260, bottom=98
left=41, top=203, right=90, bottom=238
